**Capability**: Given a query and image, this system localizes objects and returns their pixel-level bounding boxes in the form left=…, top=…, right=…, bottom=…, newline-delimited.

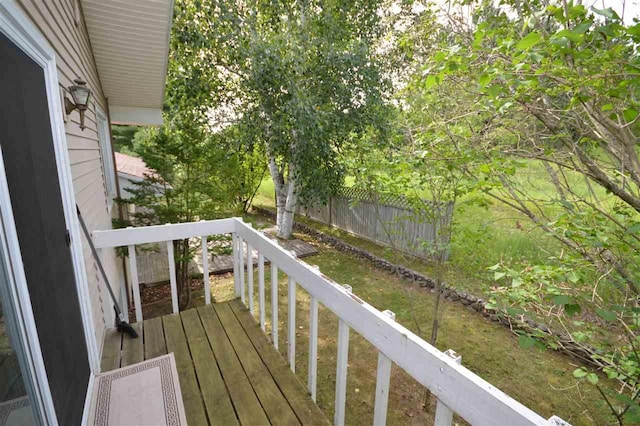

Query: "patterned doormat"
left=90, top=354, right=186, bottom=426
left=0, top=396, right=33, bottom=426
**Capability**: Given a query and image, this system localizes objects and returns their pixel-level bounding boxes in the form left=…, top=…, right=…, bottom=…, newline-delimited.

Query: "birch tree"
left=171, top=0, right=396, bottom=238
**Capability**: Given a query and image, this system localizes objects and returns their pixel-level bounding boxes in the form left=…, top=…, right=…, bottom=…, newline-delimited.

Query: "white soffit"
left=81, top=0, right=174, bottom=111
left=109, top=105, right=163, bottom=126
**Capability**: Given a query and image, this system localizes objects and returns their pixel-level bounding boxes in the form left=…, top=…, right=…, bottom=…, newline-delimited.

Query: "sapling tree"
left=406, top=0, right=640, bottom=422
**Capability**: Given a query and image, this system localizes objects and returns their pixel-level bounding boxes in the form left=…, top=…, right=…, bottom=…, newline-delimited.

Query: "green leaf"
left=555, top=29, right=583, bottom=42
left=487, top=84, right=501, bottom=98
left=424, top=74, right=437, bottom=89
left=516, top=32, right=542, bottom=50
left=593, top=7, right=619, bottom=20
left=623, top=108, right=638, bottom=122
left=626, top=223, right=640, bottom=234
left=478, top=73, right=492, bottom=87
left=573, top=21, right=592, bottom=34
left=494, top=271, right=506, bottom=280
left=518, top=335, right=536, bottom=349
left=553, top=295, right=571, bottom=305
left=566, top=271, right=580, bottom=284
left=586, top=373, right=599, bottom=385
left=565, top=304, right=582, bottom=316
left=573, top=368, right=587, bottom=378
left=595, top=309, right=617, bottom=321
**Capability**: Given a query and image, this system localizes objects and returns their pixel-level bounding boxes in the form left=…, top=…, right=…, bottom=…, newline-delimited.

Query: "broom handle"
left=75, top=205, right=125, bottom=320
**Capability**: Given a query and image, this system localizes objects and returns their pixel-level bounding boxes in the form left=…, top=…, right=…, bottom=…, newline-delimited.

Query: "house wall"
left=15, top=0, right=122, bottom=354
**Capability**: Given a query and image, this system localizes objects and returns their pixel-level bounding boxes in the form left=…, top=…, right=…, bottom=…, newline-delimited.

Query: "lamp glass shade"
left=70, top=85, right=91, bottom=108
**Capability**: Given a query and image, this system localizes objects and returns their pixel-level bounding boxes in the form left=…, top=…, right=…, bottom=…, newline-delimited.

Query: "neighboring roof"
left=115, top=152, right=154, bottom=180
left=81, top=0, right=174, bottom=125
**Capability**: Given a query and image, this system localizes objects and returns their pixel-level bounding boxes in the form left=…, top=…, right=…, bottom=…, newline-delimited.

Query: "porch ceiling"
left=81, top=0, right=174, bottom=124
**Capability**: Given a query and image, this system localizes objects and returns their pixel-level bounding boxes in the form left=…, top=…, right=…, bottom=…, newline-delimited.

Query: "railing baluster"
left=271, top=263, right=279, bottom=350
left=434, top=350, right=462, bottom=426
left=373, top=310, right=396, bottom=426
left=308, top=265, right=321, bottom=401
left=247, top=243, right=254, bottom=314
left=127, top=244, right=142, bottom=322
left=239, top=236, right=245, bottom=305
left=308, top=296, right=319, bottom=401
left=232, top=233, right=240, bottom=297
left=202, top=235, right=210, bottom=305
left=258, top=253, right=265, bottom=331
left=335, top=284, right=352, bottom=426
left=166, top=240, right=179, bottom=314
left=288, top=276, right=296, bottom=373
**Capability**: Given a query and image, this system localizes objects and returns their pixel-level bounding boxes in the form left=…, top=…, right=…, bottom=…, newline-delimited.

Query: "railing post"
left=308, top=265, right=321, bottom=402
left=247, top=242, right=254, bottom=315
left=239, top=235, right=245, bottom=305
left=258, top=253, right=265, bottom=331
left=335, top=284, right=352, bottom=426
left=166, top=240, right=179, bottom=314
left=271, top=262, right=279, bottom=350
left=434, top=349, right=462, bottom=426
left=232, top=233, right=240, bottom=297
left=127, top=244, right=142, bottom=322
left=288, top=275, right=296, bottom=373
left=202, top=235, right=210, bottom=305
left=373, top=310, right=396, bottom=426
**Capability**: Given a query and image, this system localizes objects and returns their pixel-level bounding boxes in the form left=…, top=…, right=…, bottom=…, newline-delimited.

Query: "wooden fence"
left=296, top=188, right=454, bottom=260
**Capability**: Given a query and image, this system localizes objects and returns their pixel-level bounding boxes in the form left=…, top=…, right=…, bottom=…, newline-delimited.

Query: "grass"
left=253, top=173, right=561, bottom=298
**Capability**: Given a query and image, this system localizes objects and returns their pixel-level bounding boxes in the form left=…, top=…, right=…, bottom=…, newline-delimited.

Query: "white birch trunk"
left=268, top=155, right=287, bottom=229
left=278, top=163, right=297, bottom=239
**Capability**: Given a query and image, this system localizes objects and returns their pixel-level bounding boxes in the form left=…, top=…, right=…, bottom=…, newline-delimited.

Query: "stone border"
left=254, top=206, right=601, bottom=368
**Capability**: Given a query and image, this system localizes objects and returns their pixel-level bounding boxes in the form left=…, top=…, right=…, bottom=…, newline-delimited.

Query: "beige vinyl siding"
left=17, top=0, right=123, bottom=354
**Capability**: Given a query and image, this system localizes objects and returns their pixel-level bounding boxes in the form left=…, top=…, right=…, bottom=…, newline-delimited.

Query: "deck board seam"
left=209, top=303, right=273, bottom=424
left=227, top=302, right=305, bottom=418
left=177, top=311, right=212, bottom=426
left=194, top=305, right=242, bottom=424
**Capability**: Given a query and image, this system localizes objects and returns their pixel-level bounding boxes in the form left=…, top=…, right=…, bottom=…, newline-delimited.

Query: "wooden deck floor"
left=101, top=299, right=328, bottom=425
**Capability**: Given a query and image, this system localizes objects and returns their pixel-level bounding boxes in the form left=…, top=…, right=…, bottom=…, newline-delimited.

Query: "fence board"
left=296, top=190, right=454, bottom=261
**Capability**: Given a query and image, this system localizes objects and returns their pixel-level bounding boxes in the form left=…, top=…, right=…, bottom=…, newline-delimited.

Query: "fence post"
left=329, top=196, right=333, bottom=225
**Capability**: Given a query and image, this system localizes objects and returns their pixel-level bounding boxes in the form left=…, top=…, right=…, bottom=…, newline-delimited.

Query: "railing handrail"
left=92, top=218, right=236, bottom=248
left=92, top=217, right=556, bottom=425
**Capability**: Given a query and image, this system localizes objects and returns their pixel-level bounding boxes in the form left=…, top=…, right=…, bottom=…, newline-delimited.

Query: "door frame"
left=0, top=0, right=100, bottom=422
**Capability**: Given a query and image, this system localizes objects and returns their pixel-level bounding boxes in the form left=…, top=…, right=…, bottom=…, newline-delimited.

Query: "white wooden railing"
left=93, top=218, right=569, bottom=426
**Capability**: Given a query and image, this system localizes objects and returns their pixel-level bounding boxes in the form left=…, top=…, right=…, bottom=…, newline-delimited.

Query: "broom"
left=76, top=205, right=138, bottom=338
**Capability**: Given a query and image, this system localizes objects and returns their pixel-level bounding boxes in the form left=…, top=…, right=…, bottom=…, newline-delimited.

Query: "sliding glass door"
left=0, top=231, right=39, bottom=425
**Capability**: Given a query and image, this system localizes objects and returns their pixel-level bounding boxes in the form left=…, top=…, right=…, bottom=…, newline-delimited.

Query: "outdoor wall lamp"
left=65, top=78, right=92, bottom=130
